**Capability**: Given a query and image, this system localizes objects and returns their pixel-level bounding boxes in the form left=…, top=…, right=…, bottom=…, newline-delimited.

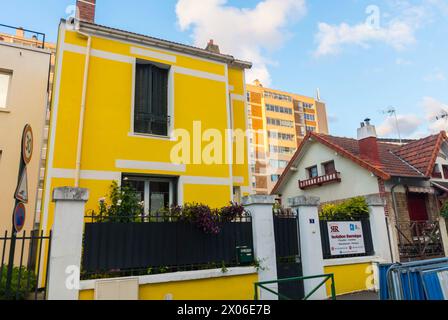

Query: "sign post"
left=5, top=124, right=33, bottom=298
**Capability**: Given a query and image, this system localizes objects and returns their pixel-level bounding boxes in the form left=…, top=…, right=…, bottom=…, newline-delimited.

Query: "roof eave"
left=77, top=21, right=253, bottom=69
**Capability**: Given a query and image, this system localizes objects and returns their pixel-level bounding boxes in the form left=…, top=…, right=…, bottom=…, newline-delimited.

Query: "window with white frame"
left=122, top=175, right=177, bottom=215
left=0, top=71, right=12, bottom=108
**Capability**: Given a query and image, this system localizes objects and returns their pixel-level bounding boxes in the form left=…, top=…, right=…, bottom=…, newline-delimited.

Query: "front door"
left=273, top=211, right=304, bottom=300
left=407, top=193, right=429, bottom=222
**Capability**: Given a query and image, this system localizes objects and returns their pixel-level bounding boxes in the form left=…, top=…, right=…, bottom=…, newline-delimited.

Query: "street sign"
left=22, top=124, right=33, bottom=165
left=13, top=202, right=26, bottom=233
left=14, top=166, right=28, bottom=203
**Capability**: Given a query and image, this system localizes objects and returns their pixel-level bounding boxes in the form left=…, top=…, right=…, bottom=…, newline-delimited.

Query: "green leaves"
left=441, top=202, right=448, bottom=219
left=320, top=197, right=369, bottom=221
left=0, top=266, right=36, bottom=300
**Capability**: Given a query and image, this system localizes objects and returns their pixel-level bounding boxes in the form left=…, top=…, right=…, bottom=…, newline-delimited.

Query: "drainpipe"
left=73, top=26, right=92, bottom=187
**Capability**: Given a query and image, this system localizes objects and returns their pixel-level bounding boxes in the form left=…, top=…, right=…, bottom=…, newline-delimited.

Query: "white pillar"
left=289, top=196, right=327, bottom=300
left=243, top=195, right=278, bottom=300
left=47, top=187, right=89, bottom=300
left=365, top=194, right=393, bottom=263
left=439, top=217, right=448, bottom=257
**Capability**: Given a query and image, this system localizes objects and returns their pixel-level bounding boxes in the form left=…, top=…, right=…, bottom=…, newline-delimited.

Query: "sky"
left=1, top=0, right=447, bottom=139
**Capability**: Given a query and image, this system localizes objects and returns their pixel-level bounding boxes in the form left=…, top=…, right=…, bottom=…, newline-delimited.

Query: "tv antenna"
left=381, top=107, right=402, bottom=144
left=436, top=111, right=448, bottom=121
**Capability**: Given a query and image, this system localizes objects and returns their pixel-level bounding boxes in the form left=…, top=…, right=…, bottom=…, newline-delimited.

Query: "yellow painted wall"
left=40, top=22, right=251, bottom=233
left=324, top=263, right=374, bottom=296
left=79, top=273, right=257, bottom=300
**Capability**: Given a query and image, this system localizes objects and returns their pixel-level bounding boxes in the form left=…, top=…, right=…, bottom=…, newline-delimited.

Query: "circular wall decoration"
left=22, top=124, right=33, bottom=165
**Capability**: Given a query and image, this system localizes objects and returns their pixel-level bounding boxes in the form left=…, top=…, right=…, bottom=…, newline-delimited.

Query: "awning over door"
left=431, top=181, right=448, bottom=193
left=407, top=186, right=435, bottom=194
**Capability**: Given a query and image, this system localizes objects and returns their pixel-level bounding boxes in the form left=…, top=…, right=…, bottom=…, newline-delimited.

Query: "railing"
left=299, top=172, right=341, bottom=190
left=0, top=230, right=52, bottom=300
left=395, top=220, right=444, bottom=261
left=134, top=112, right=170, bottom=136
left=0, top=24, right=46, bottom=49
left=82, top=212, right=253, bottom=280
left=254, top=274, right=336, bottom=300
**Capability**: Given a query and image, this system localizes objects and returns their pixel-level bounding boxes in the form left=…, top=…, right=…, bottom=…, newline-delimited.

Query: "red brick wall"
left=77, top=0, right=96, bottom=23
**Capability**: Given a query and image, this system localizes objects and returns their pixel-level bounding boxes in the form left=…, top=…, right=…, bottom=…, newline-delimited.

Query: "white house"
left=271, top=119, right=448, bottom=296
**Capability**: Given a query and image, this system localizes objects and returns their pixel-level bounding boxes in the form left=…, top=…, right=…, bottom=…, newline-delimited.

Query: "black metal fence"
left=82, top=212, right=253, bottom=279
left=0, top=230, right=52, bottom=300
left=320, top=219, right=374, bottom=259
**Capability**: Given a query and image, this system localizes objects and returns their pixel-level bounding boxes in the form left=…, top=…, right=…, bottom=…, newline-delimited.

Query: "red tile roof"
left=393, top=132, right=447, bottom=177
left=271, top=131, right=447, bottom=194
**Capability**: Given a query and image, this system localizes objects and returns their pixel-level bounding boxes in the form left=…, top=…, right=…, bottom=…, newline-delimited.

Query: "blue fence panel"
left=379, top=264, right=392, bottom=300
left=422, top=269, right=447, bottom=301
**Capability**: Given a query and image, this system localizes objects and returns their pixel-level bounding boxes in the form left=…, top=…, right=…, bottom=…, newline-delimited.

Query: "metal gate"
left=0, top=229, right=52, bottom=300
left=273, top=210, right=304, bottom=300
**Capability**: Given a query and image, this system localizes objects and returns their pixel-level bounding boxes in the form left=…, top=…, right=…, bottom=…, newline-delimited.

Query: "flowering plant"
left=90, top=181, right=143, bottom=222
left=171, top=202, right=246, bottom=234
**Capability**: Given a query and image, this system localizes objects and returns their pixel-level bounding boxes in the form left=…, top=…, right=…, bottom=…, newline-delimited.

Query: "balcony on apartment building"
left=299, top=171, right=341, bottom=190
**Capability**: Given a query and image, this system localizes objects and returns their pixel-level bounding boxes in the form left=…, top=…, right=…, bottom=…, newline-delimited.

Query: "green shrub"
left=89, top=181, right=143, bottom=222
left=320, top=197, right=369, bottom=221
left=441, top=202, right=448, bottom=219
left=0, top=266, right=36, bottom=300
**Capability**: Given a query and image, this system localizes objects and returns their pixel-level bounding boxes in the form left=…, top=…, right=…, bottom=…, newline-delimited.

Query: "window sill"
left=128, top=132, right=175, bottom=141
left=0, top=108, right=11, bottom=114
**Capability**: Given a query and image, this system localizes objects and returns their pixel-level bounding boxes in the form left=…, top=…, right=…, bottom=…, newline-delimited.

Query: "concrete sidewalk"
left=335, top=291, right=379, bottom=300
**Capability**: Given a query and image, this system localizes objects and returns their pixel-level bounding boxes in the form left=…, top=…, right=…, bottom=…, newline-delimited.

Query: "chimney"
left=76, top=0, right=96, bottom=23
left=253, top=79, right=263, bottom=87
left=205, top=39, right=220, bottom=54
left=357, top=118, right=381, bottom=165
left=16, top=27, right=24, bottom=38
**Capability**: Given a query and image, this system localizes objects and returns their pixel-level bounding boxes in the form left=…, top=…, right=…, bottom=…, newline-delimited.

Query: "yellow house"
left=39, top=18, right=253, bottom=238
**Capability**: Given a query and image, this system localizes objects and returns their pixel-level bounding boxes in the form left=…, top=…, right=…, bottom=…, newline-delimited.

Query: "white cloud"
left=175, top=0, right=307, bottom=85
left=377, top=97, right=448, bottom=138
left=422, top=96, right=448, bottom=132
left=315, top=21, right=415, bottom=57
left=396, top=58, right=412, bottom=65
left=423, top=70, right=446, bottom=82
left=313, top=1, right=440, bottom=57
left=377, top=114, right=422, bottom=137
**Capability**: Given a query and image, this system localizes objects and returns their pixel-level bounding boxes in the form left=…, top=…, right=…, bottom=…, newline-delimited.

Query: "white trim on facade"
left=130, top=46, right=177, bottom=63
left=51, top=168, right=122, bottom=181
left=231, top=94, right=246, bottom=102
left=79, top=266, right=257, bottom=291
left=115, top=160, right=187, bottom=173
left=242, top=71, right=253, bottom=195
left=172, top=66, right=226, bottom=82
left=182, top=176, right=232, bottom=186
left=233, top=176, right=245, bottom=184
left=82, top=32, right=228, bottom=69
left=64, top=43, right=134, bottom=64
left=41, top=23, right=66, bottom=234
left=225, top=66, right=233, bottom=201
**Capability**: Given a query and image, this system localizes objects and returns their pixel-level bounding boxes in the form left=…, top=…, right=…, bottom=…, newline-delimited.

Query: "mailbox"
left=236, top=246, right=254, bottom=264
